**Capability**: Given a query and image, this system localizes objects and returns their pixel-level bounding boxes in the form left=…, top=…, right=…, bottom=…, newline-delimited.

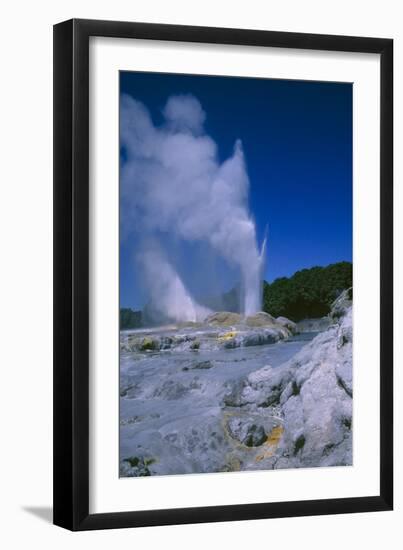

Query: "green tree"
left=263, top=261, right=352, bottom=321
left=120, top=308, right=142, bottom=330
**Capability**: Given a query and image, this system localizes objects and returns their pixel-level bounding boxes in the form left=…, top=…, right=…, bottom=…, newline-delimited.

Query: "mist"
left=120, top=93, right=265, bottom=323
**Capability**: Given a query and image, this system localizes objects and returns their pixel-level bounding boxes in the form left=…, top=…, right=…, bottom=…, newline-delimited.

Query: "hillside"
left=120, top=308, right=142, bottom=330
left=263, top=261, right=352, bottom=321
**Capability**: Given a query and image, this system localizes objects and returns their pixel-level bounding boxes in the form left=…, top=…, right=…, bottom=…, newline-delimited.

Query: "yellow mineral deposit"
left=217, top=331, right=237, bottom=341
left=255, top=424, right=284, bottom=462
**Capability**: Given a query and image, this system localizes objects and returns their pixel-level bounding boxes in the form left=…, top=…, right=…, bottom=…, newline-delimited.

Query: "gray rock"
left=227, top=417, right=267, bottom=447
left=152, top=377, right=205, bottom=400
left=278, top=306, right=353, bottom=467
left=232, top=304, right=353, bottom=469
left=276, top=316, right=297, bottom=334
left=242, top=328, right=283, bottom=347
left=120, top=456, right=155, bottom=477
left=223, top=379, right=247, bottom=407
left=330, top=288, right=352, bottom=321
left=245, top=311, right=277, bottom=327
left=121, top=310, right=294, bottom=355
left=228, top=363, right=295, bottom=409
left=296, top=317, right=332, bottom=333
left=120, top=304, right=352, bottom=474
left=205, top=311, right=242, bottom=326
left=183, top=360, right=213, bottom=371
left=152, top=379, right=189, bottom=400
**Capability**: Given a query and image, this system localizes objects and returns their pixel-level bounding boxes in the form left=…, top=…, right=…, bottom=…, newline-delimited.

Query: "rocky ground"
left=227, top=297, right=352, bottom=470
left=120, top=291, right=352, bottom=476
left=296, top=316, right=332, bottom=333
left=120, top=311, right=296, bottom=354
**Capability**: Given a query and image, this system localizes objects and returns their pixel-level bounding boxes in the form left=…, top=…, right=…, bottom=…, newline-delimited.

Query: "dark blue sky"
left=120, top=71, right=352, bottom=309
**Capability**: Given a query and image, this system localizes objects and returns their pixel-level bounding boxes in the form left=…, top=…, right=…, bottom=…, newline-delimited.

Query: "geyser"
left=138, top=244, right=212, bottom=323
left=120, top=93, right=266, bottom=322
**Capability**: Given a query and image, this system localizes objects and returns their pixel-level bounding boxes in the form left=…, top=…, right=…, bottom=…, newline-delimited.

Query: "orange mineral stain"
left=255, top=424, right=284, bottom=462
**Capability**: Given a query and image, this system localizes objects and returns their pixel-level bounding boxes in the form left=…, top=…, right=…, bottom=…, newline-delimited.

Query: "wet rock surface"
left=296, top=288, right=352, bottom=334
left=231, top=303, right=353, bottom=470
left=227, top=417, right=267, bottom=447
left=121, top=311, right=295, bottom=355
left=205, top=311, right=242, bottom=326
left=296, top=317, right=332, bottom=333
left=120, top=305, right=352, bottom=476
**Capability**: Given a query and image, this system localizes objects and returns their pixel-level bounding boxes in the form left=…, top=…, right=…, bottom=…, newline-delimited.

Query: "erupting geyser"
left=120, top=94, right=266, bottom=322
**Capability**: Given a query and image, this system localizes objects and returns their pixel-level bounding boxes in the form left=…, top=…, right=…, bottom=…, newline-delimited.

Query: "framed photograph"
left=53, top=19, right=393, bottom=530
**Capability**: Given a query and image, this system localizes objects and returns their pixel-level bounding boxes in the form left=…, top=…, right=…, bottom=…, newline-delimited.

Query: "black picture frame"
left=53, top=18, right=393, bottom=531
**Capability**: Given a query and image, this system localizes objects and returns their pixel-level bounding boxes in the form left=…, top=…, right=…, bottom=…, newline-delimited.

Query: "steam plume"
left=120, top=93, right=265, bottom=322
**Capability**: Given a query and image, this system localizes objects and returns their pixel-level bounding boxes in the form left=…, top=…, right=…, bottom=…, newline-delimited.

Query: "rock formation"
left=119, top=294, right=352, bottom=476
left=224, top=295, right=353, bottom=469
left=121, top=311, right=296, bottom=353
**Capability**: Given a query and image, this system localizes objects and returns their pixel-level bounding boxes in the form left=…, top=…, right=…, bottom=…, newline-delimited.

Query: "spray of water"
left=120, top=93, right=266, bottom=322
left=138, top=242, right=212, bottom=323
